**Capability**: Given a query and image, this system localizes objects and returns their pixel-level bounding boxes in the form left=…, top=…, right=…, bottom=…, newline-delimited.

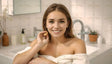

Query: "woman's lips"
left=52, top=30, right=61, bottom=34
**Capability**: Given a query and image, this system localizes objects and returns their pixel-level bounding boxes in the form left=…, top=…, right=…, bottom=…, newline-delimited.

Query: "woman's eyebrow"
left=48, top=19, right=54, bottom=21
left=59, top=18, right=65, bottom=20
left=48, top=18, right=65, bottom=21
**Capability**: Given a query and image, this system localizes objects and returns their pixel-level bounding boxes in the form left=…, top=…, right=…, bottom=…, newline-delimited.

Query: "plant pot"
left=89, top=34, right=98, bottom=42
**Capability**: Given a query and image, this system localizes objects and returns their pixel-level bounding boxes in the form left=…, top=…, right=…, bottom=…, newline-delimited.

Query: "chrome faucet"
left=33, top=27, right=42, bottom=37
left=73, top=19, right=87, bottom=41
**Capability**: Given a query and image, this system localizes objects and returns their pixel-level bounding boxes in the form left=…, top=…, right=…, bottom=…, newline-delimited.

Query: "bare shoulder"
left=70, top=38, right=86, bottom=54
left=71, top=38, right=85, bottom=46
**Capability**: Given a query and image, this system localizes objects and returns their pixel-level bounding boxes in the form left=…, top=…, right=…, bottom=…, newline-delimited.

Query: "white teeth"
left=53, top=30, right=60, bottom=33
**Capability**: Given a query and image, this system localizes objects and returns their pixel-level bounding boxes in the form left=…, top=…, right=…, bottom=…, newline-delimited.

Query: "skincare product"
left=97, top=35, right=102, bottom=47
left=21, top=28, right=26, bottom=44
left=11, top=35, right=17, bottom=46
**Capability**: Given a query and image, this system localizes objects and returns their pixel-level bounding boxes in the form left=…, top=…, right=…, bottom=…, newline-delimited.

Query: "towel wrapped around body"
left=14, top=46, right=89, bottom=64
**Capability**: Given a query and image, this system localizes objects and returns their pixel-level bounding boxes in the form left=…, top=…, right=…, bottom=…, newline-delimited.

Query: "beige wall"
left=0, top=0, right=1, bottom=13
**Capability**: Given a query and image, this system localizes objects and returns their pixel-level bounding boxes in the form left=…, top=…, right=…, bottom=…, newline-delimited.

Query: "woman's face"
left=46, top=11, right=68, bottom=38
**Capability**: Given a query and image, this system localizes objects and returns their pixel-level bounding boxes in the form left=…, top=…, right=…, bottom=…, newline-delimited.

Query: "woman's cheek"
left=47, top=24, right=52, bottom=29
left=62, top=24, right=68, bottom=28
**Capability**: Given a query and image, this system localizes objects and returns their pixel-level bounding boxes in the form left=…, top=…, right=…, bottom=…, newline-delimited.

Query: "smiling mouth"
left=52, top=30, right=61, bottom=34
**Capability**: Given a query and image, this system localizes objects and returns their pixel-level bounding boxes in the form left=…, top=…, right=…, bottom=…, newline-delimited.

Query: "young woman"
left=13, top=3, right=87, bottom=64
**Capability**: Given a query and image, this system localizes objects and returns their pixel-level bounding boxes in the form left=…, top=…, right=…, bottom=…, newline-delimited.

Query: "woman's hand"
left=28, top=57, right=57, bottom=64
left=37, top=31, right=49, bottom=47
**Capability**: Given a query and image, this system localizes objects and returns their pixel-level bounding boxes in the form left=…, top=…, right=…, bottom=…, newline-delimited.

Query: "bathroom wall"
left=0, top=0, right=112, bottom=45
left=0, top=0, right=71, bottom=44
left=0, top=0, right=2, bottom=35
left=71, top=0, right=112, bottom=45
left=0, top=0, right=1, bottom=14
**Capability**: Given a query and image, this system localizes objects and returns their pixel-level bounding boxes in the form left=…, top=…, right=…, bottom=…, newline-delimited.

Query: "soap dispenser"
left=21, top=28, right=26, bottom=44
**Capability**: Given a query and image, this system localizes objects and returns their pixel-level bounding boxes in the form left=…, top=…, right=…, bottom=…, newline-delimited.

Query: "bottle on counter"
left=2, top=32, right=9, bottom=46
left=11, top=35, right=17, bottom=46
left=21, top=28, right=26, bottom=44
left=97, top=35, right=103, bottom=48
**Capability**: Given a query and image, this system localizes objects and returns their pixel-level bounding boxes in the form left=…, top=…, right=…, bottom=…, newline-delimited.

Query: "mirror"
left=8, top=0, right=41, bottom=15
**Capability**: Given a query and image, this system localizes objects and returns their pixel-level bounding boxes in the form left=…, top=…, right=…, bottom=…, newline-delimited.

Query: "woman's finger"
left=37, top=31, right=48, bottom=38
left=46, top=34, right=49, bottom=40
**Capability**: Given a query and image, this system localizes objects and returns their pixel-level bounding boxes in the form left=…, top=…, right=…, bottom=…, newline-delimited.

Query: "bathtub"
left=0, top=43, right=99, bottom=64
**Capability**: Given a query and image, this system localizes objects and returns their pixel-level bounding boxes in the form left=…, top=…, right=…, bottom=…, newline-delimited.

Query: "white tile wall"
left=0, top=0, right=2, bottom=46
left=0, top=0, right=1, bottom=14
left=0, top=0, right=112, bottom=45
left=71, top=0, right=112, bottom=44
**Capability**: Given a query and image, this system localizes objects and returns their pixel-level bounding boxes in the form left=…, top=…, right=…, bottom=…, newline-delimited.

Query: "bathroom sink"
left=86, top=45, right=99, bottom=55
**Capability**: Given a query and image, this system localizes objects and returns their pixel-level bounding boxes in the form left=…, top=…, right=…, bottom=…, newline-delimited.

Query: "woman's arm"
left=13, top=31, right=49, bottom=64
left=13, top=40, right=42, bottom=64
left=28, top=57, right=57, bottom=64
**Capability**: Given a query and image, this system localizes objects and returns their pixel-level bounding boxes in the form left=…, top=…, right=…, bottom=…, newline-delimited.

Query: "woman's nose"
left=54, top=22, right=59, bottom=28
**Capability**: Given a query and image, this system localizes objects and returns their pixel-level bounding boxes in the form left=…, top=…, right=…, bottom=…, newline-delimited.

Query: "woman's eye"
left=60, top=21, right=65, bottom=23
left=49, top=21, right=54, bottom=23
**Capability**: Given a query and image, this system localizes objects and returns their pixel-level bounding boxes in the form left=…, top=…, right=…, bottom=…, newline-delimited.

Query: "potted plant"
left=89, top=30, right=98, bottom=42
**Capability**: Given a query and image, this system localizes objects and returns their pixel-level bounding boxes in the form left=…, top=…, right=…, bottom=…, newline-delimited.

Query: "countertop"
left=0, top=43, right=30, bottom=60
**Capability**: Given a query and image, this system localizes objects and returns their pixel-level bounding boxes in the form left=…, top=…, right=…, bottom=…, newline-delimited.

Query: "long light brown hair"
left=42, top=3, right=75, bottom=40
